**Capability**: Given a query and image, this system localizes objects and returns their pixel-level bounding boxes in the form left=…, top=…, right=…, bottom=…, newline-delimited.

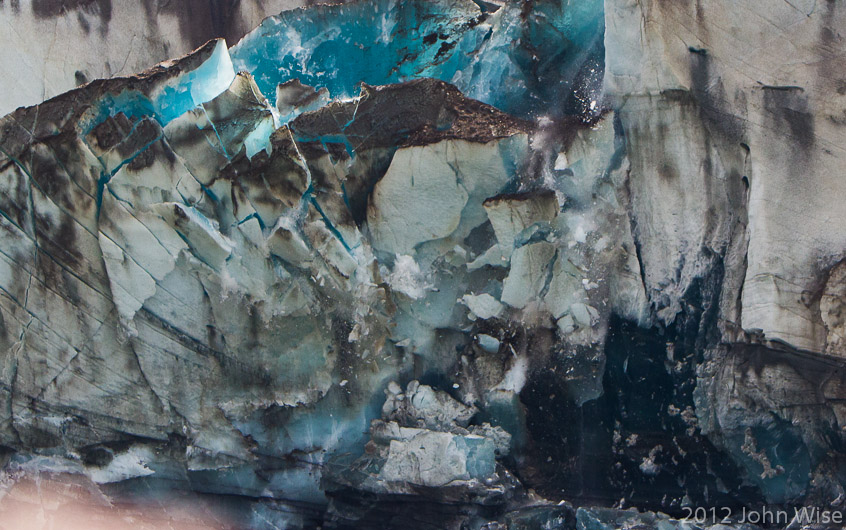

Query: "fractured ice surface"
left=3, top=0, right=846, bottom=528
left=230, top=0, right=604, bottom=119
left=0, top=0, right=313, bottom=116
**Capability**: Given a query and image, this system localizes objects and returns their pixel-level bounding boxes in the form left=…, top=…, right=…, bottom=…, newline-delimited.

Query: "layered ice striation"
left=2, top=0, right=846, bottom=528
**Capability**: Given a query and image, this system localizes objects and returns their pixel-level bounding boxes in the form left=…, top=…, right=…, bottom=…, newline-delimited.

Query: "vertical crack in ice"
left=200, top=104, right=232, bottom=160
left=284, top=126, right=354, bottom=254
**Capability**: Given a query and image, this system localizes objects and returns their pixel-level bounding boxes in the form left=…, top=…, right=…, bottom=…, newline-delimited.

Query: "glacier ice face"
left=0, top=0, right=318, bottom=116
left=603, top=0, right=846, bottom=508
left=230, top=0, right=605, bottom=120
left=3, top=0, right=846, bottom=527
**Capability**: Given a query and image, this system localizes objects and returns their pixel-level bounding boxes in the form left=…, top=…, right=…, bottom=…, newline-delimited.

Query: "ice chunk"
left=154, top=202, right=233, bottom=269
left=85, top=446, right=156, bottom=484
left=152, top=39, right=236, bottom=124
left=484, top=191, right=559, bottom=253
left=382, top=381, right=477, bottom=431
left=367, top=141, right=470, bottom=254
left=266, top=215, right=314, bottom=265
left=275, top=79, right=330, bottom=123
left=501, top=241, right=556, bottom=309
left=368, top=137, right=526, bottom=254
left=164, top=72, right=276, bottom=183
left=98, top=233, right=157, bottom=328
left=378, top=431, right=496, bottom=487
left=477, top=334, right=501, bottom=353
left=387, top=255, right=429, bottom=300
left=461, top=293, right=505, bottom=320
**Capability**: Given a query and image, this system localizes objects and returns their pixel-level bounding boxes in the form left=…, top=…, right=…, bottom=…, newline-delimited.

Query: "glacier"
left=1, top=0, right=846, bottom=528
